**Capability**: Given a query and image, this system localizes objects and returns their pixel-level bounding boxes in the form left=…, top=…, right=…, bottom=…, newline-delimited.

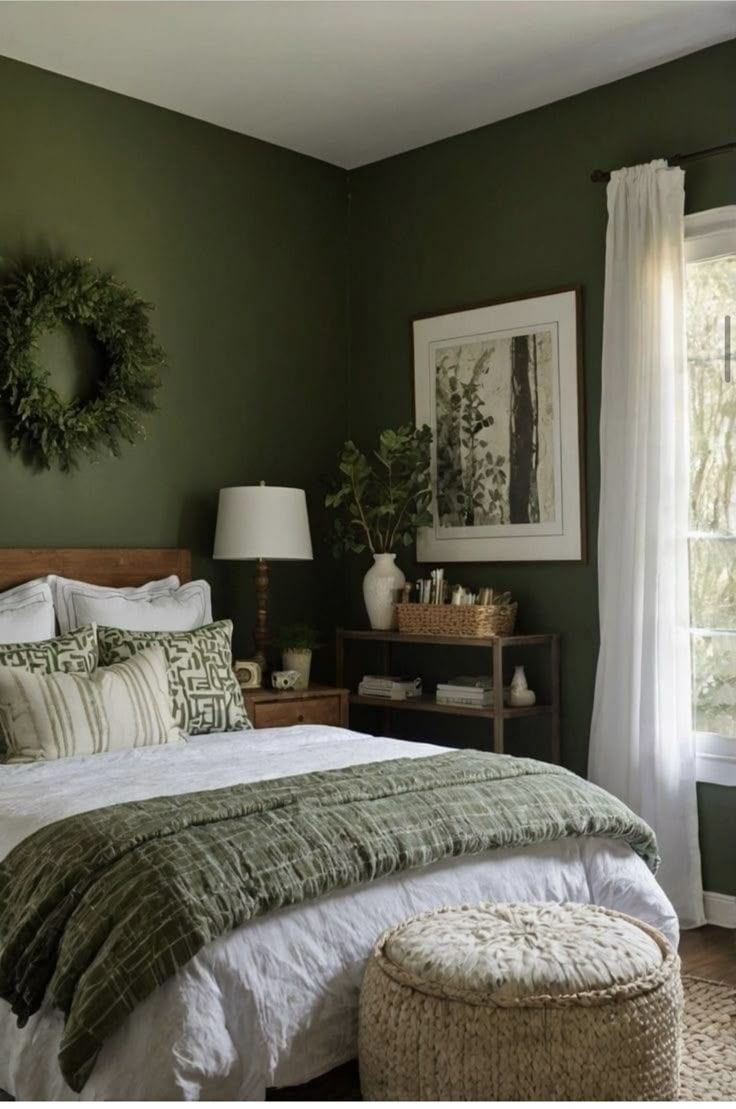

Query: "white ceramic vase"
left=282, top=648, right=312, bottom=691
left=363, top=553, right=405, bottom=630
left=510, top=666, right=528, bottom=694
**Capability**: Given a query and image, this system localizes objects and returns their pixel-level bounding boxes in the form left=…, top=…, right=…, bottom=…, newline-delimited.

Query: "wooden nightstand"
left=241, top=684, right=349, bottom=730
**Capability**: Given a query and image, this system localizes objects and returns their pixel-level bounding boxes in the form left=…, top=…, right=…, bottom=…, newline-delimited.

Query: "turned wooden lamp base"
left=253, top=557, right=269, bottom=671
left=213, top=483, right=313, bottom=676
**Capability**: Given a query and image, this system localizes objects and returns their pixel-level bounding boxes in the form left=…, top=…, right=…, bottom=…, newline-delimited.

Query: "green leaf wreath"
left=0, top=257, right=165, bottom=470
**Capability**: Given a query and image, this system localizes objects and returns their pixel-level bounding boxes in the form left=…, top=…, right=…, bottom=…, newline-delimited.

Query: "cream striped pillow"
left=0, top=645, right=185, bottom=763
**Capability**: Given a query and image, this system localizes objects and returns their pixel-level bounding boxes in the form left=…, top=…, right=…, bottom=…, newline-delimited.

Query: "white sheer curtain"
left=589, top=160, right=705, bottom=928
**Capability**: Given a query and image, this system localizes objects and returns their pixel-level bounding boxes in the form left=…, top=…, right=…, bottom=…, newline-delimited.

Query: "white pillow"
left=0, top=580, right=56, bottom=644
left=51, top=575, right=212, bottom=633
left=51, top=575, right=176, bottom=632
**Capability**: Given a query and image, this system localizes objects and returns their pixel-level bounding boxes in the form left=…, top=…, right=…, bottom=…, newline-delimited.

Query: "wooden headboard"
left=0, top=549, right=192, bottom=592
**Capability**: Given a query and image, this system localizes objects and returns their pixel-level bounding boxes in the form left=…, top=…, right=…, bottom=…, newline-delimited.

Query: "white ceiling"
left=1, top=1, right=734, bottom=168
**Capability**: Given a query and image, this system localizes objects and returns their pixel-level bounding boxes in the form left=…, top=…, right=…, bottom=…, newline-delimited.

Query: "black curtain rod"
left=590, top=140, right=736, bottom=183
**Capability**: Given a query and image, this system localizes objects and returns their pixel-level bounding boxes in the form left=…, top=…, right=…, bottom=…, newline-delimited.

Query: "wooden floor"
left=679, top=923, right=736, bottom=985
left=1, top=926, right=733, bottom=1103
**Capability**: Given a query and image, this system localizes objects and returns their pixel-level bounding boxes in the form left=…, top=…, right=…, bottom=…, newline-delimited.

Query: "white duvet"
left=0, top=726, right=678, bottom=1101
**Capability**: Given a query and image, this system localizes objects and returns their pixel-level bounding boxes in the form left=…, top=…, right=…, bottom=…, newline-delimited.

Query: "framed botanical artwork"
left=412, top=286, right=584, bottom=562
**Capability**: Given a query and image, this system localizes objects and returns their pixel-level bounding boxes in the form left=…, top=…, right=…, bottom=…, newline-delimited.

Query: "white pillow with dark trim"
left=71, top=581, right=212, bottom=633
left=50, top=575, right=212, bottom=633
left=0, top=580, right=55, bottom=644
left=0, top=644, right=185, bottom=763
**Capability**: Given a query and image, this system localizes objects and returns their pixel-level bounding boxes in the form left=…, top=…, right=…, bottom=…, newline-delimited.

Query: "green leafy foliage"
left=435, top=351, right=508, bottom=526
left=325, top=423, right=433, bottom=556
left=272, top=623, right=321, bottom=651
left=0, top=257, right=165, bottom=469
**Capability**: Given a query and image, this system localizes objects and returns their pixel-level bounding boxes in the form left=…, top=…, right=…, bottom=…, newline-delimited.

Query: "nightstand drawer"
left=249, top=694, right=344, bottom=729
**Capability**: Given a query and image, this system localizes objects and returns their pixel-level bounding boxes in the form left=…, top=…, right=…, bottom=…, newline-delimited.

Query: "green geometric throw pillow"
left=0, top=624, right=99, bottom=757
left=98, top=619, right=251, bottom=735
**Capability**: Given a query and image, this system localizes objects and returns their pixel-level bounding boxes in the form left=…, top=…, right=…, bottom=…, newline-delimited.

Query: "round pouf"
left=359, top=902, right=682, bottom=1101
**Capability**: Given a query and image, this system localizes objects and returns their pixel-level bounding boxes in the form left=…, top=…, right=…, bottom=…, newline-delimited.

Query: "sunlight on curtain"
left=589, top=160, right=705, bottom=928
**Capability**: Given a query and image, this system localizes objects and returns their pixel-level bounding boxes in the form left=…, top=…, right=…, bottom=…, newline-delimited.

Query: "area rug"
left=1, top=975, right=734, bottom=1101
left=679, top=975, right=736, bottom=1101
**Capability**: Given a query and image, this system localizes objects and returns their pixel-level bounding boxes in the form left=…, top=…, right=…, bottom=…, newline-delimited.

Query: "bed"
left=0, top=549, right=678, bottom=1102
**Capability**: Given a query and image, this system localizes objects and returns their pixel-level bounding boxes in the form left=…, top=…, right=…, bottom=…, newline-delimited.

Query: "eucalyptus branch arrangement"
left=325, top=424, right=433, bottom=556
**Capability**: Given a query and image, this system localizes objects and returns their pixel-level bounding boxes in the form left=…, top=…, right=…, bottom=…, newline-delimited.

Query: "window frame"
left=684, top=205, right=736, bottom=787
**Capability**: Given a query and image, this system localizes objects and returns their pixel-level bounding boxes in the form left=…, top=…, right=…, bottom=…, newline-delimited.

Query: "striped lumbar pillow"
left=0, top=645, right=185, bottom=763
left=0, top=624, right=99, bottom=759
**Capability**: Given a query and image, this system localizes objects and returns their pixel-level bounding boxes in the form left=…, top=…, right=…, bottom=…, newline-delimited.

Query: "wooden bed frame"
left=0, top=549, right=191, bottom=592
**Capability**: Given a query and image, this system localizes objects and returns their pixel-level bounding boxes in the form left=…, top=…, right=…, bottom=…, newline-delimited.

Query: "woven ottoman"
left=359, top=902, right=682, bottom=1101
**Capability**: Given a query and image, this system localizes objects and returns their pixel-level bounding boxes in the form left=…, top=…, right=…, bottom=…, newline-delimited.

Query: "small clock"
left=234, top=659, right=262, bottom=689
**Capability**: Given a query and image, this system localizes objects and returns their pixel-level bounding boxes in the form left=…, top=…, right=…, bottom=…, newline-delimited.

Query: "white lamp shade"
left=213, top=486, right=313, bottom=561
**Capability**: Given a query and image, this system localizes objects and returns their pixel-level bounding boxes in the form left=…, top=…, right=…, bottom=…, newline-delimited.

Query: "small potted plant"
left=326, top=424, right=433, bottom=629
left=273, top=623, right=321, bottom=690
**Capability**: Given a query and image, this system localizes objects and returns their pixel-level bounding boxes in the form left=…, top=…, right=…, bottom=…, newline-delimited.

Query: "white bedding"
left=0, top=726, right=678, bottom=1101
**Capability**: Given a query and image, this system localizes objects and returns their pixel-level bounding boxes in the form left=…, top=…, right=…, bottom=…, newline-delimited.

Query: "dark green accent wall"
left=0, top=54, right=349, bottom=664
left=698, top=782, right=736, bottom=895
left=347, top=39, right=736, bottom=892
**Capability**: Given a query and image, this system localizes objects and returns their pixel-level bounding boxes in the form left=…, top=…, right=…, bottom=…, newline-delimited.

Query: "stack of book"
left=358, top=675, right=423, bottom=701
left=436, top=676, right=493, bottom=708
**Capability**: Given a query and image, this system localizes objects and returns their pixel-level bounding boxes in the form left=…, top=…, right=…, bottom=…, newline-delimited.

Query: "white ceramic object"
left=510, top=665, right=528, bottom=693
left=363, top=553, right=405, bottom=630
left=509, top=665, right=536, bottom=707
left=282, top=648, right=312, bottom=691
left=271, top=669, right=301, bottom=690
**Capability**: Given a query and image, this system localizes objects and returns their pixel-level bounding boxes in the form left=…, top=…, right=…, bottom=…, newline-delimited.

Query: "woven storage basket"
left=359, top=902, right=682, bottom=1101
left=395, top=601, right=517, bottom=638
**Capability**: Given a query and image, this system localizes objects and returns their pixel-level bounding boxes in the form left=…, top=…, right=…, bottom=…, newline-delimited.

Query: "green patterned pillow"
left=98, top=620, right=251, bottom=735
left=0, top=625, right=98, bottom=758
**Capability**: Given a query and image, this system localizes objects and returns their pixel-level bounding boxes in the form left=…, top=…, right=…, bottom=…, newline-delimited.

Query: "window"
left=685, top=207, right=736, bottom=786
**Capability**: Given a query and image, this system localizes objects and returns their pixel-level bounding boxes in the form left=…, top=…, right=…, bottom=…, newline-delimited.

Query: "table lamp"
left=213, top=482, right=313, bottom=669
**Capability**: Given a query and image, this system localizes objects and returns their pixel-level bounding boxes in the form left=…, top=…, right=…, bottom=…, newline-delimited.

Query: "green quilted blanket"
left=0, top=750, right=658, bottom=1092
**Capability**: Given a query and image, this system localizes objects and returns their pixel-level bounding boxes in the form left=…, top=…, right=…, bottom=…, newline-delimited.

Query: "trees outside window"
left=685, top=208, right=736, bottom=778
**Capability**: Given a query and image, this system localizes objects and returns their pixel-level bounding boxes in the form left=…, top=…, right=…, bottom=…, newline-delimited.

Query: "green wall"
left=347, top=40, right=736, bottom=891
left=697, top=782, right=736, bottom=895
left=0, top=54, right=349, bottom=663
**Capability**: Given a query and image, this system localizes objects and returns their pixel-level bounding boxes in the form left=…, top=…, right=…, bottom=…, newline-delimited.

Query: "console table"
left=336, top=628, right=560, bottom=762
